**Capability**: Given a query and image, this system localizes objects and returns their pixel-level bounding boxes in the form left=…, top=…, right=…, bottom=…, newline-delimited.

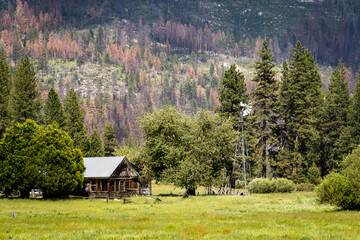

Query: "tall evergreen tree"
left=0, top=49, right=11, bottom=137
left=44, top=88, right=65, bottom=128
left=349, top=72, right=360, bottom=149
left=103, top=123, right=117, bottom=156
left=64, top=89, right=85, bottom=138
left=12, top=39, right=25, bottom=64
left=216, top=64, right=249, bottom=129
left=216, top=64, right=252, bottom=184
left=96, top=25, right=104, bottom=55
left=38, top=48, right=48, bottom=71
left=277, top=61, right=292, bottom=178
left=64, top=88, right=89, bottom=155
left=73, top=129, right=90, bottom=157
left=279, top=60, right=290, bottom=146
left=322, top=60, right=351, bottom=172
left=10, top=55, right=41, bottom=124
left=251, top=40, right=279, bottom=178
left=280, top=41, right=323, bottom=182
left=89, top=130, right=104, bottom=157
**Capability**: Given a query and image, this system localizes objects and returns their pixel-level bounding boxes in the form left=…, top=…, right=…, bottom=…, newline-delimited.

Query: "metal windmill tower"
left=232, top=103, right=250, bottom=196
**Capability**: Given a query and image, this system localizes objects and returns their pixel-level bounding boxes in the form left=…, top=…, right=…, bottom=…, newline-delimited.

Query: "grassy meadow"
left=0, top=184, right=359, bottom=239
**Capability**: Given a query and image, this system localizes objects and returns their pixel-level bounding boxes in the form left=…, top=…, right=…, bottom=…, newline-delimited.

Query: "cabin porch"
left=88, top=178, right=139, bottom=198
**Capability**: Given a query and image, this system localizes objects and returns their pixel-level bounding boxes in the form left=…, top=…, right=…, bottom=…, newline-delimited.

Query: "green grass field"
left=1, top=184, right=359, bottom=240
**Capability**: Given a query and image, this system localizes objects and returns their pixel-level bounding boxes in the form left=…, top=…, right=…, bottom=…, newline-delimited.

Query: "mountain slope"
left=6, top=0, right=359, bottom=69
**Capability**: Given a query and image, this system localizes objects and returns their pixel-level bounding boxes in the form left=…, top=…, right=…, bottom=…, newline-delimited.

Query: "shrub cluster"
left=317, top=173, right=360, bottom=210
left=250, top=178, right=295, bottom=193
left=317, top=146, right=360, bottom=210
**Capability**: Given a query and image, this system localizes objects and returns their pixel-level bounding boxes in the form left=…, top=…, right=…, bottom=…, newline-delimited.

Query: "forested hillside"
left=3, top=0, right=360, bottom=69
left=0, top=0, right=358, bottom=147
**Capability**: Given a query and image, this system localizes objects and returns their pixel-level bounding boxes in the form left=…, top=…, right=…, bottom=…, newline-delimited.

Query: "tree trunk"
left=182, top=185, right=190, bottom=198
left=188, top=187, right=195, bottom=196
left=182, top=185, right=196, bottom=198
left=265, top=141, right=271, bottom=179
left=20, top=189, right=30, bottom=198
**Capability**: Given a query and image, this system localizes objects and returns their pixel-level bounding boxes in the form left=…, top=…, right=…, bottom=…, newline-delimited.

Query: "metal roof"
left=83, top=156, right=126, bottom=178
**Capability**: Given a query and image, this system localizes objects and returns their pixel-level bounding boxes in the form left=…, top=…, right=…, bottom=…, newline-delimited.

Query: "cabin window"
left=125, top=180, right=130, bottom=189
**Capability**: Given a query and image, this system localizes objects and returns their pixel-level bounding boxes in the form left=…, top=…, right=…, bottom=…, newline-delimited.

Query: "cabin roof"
left=83, top=156, right=128, bottom=178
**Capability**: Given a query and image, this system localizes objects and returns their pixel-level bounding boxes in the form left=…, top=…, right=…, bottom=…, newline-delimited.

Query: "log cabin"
left=83, top=156, right=151, bottom=198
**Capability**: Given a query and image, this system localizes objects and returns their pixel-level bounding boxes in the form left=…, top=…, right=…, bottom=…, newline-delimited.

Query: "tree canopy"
left=216, top=64, right=249, bottom=128
left=279, top=41, right=323, bottom=182
left=251, top=40, right=279, bottom=179
left=0, top=49, right=11, bottom=137
left=44, top=88, right=65, bottom=128
left=321, top=60, right=351, bottom=173
left=0, top=120, right=84, bottom=198
left=140, top=106, right=237, bottom=195
left=64, top=88, right=89, bottom=156
left=103, top=123, right=117, bottom=156
left=9, top=55, right=41, bottom=124
left=88, top=130, right=104, bottom=157
left=317, top=145, right=360, bottom=210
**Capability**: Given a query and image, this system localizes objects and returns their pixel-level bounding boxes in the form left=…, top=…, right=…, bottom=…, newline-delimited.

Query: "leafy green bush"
left=273, top=178, right=296, bottom=193
left=251, top=178, right=274, bottom=193
left=316, top=147, right=360, bottom=209
left=296, top=183, right=316, bottom=192
left=341, top=147, right=360, bottom=184
left=317, top=146, right=360, bottom=210
left=251, top=178, right=295, bottom=193
left=316, top=173, right=360, bottom=210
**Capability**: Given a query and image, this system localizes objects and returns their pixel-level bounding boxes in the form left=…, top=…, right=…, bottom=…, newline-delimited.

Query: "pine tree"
left=64, top=88, right=89, bottom=154
left=349, top=72, right=360, bottom=149
left=322, top=60, right=351, bottom=172
left=209, top=63, right=214, bottom=76
left=73, top=128, right=90, bottom=157
left=279, top=60, right=290, bottom=148
left=216, top=64, right=249, bottom=128
left=44, top=88, right=65, bottom=128
left=307, top=162, right=322, bottom=185
left=12, top=39, right=25, bottom=64
left=103, top=123, right=117, bottom=156
left=0, top=49, right=11, bottom=137
left=280, top=41, right=323, bottom=182
left=89, top=130, right=104, bottom=157
left=277, top=60, right=293, bottom=179
left=251, top=40, right=279, bottom=178
left=38, top=48, right=48, bottom=71
left=96, top=25, right=104, bottom=54
left=64, top=89, right=84, bottom=138
left=10, top=55, right=41, bottom=124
